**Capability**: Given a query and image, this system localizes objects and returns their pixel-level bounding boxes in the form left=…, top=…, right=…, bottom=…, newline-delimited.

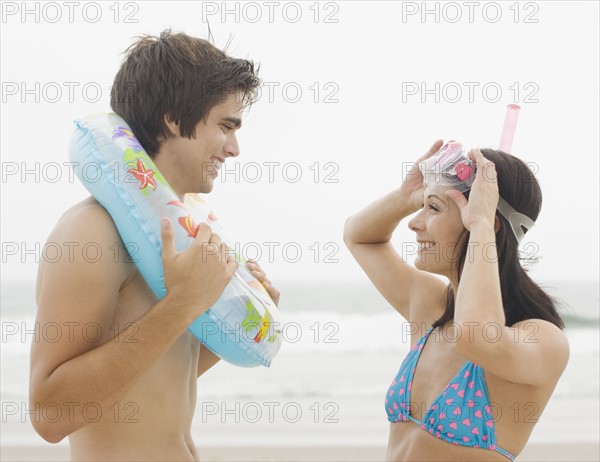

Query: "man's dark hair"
left=110, top=29, right=261, bottom=157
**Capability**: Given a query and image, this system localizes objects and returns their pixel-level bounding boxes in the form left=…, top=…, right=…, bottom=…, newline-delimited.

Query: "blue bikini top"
left=385, top=327, right=515, bottom=461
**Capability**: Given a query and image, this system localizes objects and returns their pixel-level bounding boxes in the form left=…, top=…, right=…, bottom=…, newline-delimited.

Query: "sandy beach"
left=1, top=442, right=599, bottom=461
left=3, top=283, right=598, bottom=462
left=2, top=336, right=598, bottom=462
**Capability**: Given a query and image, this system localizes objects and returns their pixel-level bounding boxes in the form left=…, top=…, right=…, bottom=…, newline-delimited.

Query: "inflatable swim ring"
left=68, top=113, right=282, bottom=367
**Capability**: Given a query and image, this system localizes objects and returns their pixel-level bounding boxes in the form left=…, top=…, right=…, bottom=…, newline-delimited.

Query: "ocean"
left=1, top=278, right=598, bottom=448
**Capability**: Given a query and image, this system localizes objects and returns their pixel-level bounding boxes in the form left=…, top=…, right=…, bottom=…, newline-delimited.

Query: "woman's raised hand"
left=399, top=139, right=444, bottom=213
left=445, top=148, right=500, bottom=232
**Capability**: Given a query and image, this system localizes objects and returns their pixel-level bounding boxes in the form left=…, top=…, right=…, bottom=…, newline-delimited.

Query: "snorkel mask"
left=418, top=105, right=535, bottom=244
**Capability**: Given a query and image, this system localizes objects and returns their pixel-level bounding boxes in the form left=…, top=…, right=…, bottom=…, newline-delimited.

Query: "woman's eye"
left=429, top=205, right=438, bottom=211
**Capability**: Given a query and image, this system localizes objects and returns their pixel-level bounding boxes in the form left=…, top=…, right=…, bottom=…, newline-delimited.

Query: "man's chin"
left=195, top=180, right=214, bottom=194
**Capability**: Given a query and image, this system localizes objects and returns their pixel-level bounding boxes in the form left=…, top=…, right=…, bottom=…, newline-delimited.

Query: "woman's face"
left=407, top=184, right=467, bottom=280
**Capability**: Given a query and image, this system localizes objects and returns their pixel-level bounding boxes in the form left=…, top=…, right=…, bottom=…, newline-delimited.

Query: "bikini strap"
left=494, top=445, right=516, bottom=461
left=423, top=326, right=434, bottom=341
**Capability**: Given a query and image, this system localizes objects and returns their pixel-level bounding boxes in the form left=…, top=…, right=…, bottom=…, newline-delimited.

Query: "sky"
left=1, top=0, right=599, bottom=285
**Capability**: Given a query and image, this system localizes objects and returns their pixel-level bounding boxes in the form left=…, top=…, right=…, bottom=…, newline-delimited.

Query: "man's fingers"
left=248, top=262, right=270, bottom=282
left=193, top=222, right=213, bottom=245
left=201, top=234, right=225, bottom=261
left=225, top=252, right=239, bottom=276
left=253, top=270, right=270, bottom=285
left=246, top=260, right=272, bottom=285
left=161, top=218, right=176, bottom=260
left=245, top=260, right=279, bottom=306
left=265, top=285, right=280, bottom=306
left=209, top=232, right=222, bottom=246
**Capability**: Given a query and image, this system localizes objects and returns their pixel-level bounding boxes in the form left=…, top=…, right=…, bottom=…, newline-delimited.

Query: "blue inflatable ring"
left=68, top=113, right=282, bottom=367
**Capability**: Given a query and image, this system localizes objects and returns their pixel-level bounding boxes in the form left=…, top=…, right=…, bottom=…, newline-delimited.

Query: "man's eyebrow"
left=222, top=117, right=242, bottom=129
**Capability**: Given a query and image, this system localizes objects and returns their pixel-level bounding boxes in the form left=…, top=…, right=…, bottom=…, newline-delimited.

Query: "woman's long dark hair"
left=431, top=149, right=565, bottom=330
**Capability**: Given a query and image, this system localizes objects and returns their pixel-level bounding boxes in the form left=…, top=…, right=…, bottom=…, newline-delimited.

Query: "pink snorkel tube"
left=499, top=104, right=521, bottom=153
left=495, top=104, right=536, bottom=243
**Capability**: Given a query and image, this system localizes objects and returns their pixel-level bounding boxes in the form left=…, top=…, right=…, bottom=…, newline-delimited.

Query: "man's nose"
left=225, top=134, right=240, bottom=158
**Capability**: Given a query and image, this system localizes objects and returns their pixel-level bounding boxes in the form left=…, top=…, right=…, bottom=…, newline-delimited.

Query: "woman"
left=344, top=140, right=569, bottom=461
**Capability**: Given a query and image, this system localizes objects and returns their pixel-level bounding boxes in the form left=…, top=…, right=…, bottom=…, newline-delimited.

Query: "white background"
left=1, top=0, right=598, bottom=285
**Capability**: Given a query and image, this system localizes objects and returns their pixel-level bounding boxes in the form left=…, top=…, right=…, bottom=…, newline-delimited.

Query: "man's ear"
left=163, top=114, right=180, bottom=137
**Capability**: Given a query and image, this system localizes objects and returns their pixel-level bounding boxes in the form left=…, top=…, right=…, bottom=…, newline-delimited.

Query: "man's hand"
left=246, top=259, right=280, bottom=306
left=197, top=259, right=280, bottom=377
left=161, top=219, right=238, bottom=319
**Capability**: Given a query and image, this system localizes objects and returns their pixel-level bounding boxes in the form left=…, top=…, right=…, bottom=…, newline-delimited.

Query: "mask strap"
left=497, top=197, right=535, bottom=244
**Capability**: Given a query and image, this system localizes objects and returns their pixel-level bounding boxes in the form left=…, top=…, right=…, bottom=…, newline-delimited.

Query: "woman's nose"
left=408, top=209, right=425, bottom=232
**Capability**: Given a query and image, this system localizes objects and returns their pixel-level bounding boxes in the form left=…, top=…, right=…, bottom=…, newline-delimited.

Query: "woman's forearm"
left=344, top=188, right=416, bottom=244
left=454, top=222, right=505, bottom=340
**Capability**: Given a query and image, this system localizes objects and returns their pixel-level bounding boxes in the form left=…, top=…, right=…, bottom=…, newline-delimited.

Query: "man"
left=30, top=30, right=279, bottom=460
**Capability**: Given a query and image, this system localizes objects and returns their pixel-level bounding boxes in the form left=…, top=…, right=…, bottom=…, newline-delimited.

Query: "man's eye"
left=222, top=125, right=232, bottom=132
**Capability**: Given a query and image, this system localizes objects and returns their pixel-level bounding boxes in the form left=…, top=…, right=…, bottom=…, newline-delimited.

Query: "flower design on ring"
left=112, top=126, right=135, bottom=140
left=128, top=158, right=157, bottom=190
left=178, top=214, right=200, bottom=238
left=113, top=126, right=145, bottom=152
left=167, top=201, right=200, bottom=237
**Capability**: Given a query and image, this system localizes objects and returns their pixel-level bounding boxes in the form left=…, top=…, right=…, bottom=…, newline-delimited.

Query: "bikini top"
left=385, top=327, right=515, bottom=461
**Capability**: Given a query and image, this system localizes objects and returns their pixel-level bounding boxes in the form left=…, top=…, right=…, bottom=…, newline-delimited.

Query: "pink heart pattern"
left=384, top=327, right=514, bottom=460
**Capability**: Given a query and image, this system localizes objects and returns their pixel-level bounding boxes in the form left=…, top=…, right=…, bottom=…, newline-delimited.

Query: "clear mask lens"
left=419, top=142, right=535, bottom=244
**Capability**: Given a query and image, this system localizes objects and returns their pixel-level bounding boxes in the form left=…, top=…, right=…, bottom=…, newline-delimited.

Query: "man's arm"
left=197, top=346, right=222, bottom=377
left=30, top=204, right=194, bottom=442
left=30, top=203, right=236, bottom=442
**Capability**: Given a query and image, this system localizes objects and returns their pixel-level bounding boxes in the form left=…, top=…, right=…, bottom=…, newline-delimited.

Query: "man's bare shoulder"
left=39, top=196, right=134, bottom=289
left=55, top=196, right=115, bottom=233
